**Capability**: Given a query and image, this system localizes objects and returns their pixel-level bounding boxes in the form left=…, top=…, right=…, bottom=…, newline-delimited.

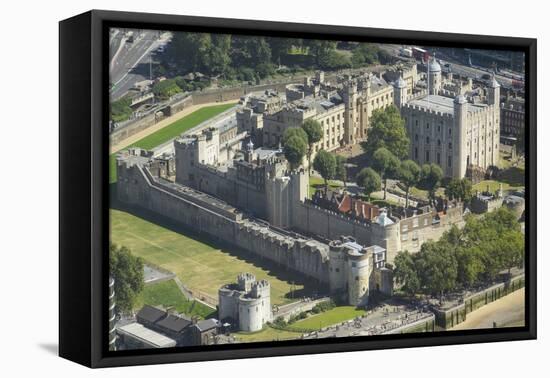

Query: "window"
left=426, top=122, right=430, bottom=129
left=424, top=218, right=428, bottom=226
left=425, top=150, right=430, bottom=162
left=448, top=142, right=452, bottom=149
left=437, top=139, right=441, bottom=146
left=448, top=156, right=452, bottom=168
left=402, top=225, right=409, bottom=232
left=426, top=137, right=430, bottom=144
left=415, top=134, right=419, bottom=141
left=413, top=218, right=419, bottom=228
left=414, top=147, right=418, bottom=159
left=437, top=152, right=441, bottom=165
left=402, top=233, right=409, bottom=241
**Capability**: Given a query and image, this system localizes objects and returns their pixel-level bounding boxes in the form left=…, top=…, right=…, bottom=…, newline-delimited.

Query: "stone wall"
left=110, top=95, right=193, bottom=147
left=432, top=274, right=525, bottom=329
left=117, top=161, right=330, bottom=284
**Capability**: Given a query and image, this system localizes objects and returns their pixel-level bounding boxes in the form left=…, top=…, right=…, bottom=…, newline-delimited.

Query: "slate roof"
left=136, top=305, right=166, bottom=324
left=156, top=314, right=192, bottom=333
left=195, top=318, right=219, bottom=332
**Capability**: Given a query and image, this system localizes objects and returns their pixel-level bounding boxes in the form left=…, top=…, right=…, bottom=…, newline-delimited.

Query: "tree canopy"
left=313, top=150, right=336, bottom=194
left=445, top=178, right=473, bottom=203
left=372, top=147, right=400, bottom=200
left=362, top=106, right=409, bottom=160
left=282, top=127, right=309, bottom=146
left=283, top=135, right=308, bottom=169
left=334, top=155, right=348, bottom=187
left=399, top=159, right=421, bottom=208
left=357, top=167, right=381, bottom=201
left=302, top=119, right=323, bottom=169
left=393, top=207, right=524, bottom=301
left=418, top=163, right=444, bottom=204
left=110, top=243, right=144, bottom=313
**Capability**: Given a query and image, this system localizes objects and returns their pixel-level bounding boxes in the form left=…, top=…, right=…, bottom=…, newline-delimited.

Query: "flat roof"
left=118, top=323, right=177, bottom=348
left=407, top=95, right=455, bottom=115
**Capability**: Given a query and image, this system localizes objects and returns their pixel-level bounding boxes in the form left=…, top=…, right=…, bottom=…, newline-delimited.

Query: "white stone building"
left=397, top=58, right=501, bottom=178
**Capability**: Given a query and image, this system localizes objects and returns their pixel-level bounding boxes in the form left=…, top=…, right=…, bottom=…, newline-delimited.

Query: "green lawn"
left=290, top=306, right=366, bottom=331
left=110, top=209, right=309, bottom=306
left=472, top=180, right=523, bottom=194
left=235, top=325, right=303, bottom=343
left=109, top=103, right=236, bottom=183
left=134, top=279, right=216, bottom=319
left=309, top=176, right=343, bottom=197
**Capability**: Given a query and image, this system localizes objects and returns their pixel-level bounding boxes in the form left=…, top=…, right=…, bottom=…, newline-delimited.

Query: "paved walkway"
left=110, top=99, right=237, bottom=154
left=451, top=288, right=525, bottom=330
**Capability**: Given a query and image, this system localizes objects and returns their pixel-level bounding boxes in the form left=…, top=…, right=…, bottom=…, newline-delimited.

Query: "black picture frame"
left=59, top=9, right=537, bottom=368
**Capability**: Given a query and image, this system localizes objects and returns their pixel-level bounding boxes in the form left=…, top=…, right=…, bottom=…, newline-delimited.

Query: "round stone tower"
left=346, top=251, right=371, bottom=307
left=328, top=240, right=346, bottom=296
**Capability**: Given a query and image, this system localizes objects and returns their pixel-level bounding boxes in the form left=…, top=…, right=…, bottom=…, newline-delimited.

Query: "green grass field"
left=134, top=279, right=215, bottom=319
left=235, top=325, right=302, bottom=343
left=109, top=103, right=235, bottom=183
left=290, top=306, right=366, bottom=331
left=110, top=209, right=308, bottom=306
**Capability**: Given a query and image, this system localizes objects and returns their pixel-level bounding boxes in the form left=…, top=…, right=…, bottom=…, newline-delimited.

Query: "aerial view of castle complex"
left=108, top=28, right=526, bottom=351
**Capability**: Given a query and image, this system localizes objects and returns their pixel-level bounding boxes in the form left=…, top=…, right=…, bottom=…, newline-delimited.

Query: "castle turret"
left=237, top=272, right=255, bottom=292
left=428, top=57, right=442, bottom=95
left=342, top=80, right=358, bottom=144
left=328, top=241, right=346, bottom=296
left=453, top=94, right=468, bottom=178
left=393, top=74, right=407, bottom=109
left=487, top=74, right=501, bottom=106
left=346, top=250, right=371, bottom=307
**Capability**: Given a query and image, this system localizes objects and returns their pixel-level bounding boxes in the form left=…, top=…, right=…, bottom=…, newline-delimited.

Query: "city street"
left=109, top=29, right=171, bottom=100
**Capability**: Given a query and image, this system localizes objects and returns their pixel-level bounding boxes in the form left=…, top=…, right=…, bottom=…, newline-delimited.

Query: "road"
left=451, top=288, right=525, bottom=330
left=378, top=43, right=518, bottom=89
left=109, top=29, right=171, bottom=100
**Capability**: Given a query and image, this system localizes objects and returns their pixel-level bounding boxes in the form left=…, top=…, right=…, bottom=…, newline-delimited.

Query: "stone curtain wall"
left=117, top=162, right=330, bottom=283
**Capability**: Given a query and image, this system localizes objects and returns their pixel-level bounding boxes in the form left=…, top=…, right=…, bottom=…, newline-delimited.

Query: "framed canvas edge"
left=59, top=9, right=537, bottom=368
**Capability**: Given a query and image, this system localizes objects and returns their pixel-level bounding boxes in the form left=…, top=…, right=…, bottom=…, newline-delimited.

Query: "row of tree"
left=281, top=105, right=480, bottom=208
left=281, top=119, right=348, bottom=190
left=393, top=207, right=524, bottom=302
left=161, top=32, right=390, bottom=80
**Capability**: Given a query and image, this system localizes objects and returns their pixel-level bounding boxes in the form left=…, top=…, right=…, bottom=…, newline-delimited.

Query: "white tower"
left=487, top=73, right=501, bottom=106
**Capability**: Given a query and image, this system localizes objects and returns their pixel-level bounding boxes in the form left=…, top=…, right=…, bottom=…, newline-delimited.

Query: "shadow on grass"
left=497, top=167, right=525, bottom=187
left=109, top=193, right=327, bottom=299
